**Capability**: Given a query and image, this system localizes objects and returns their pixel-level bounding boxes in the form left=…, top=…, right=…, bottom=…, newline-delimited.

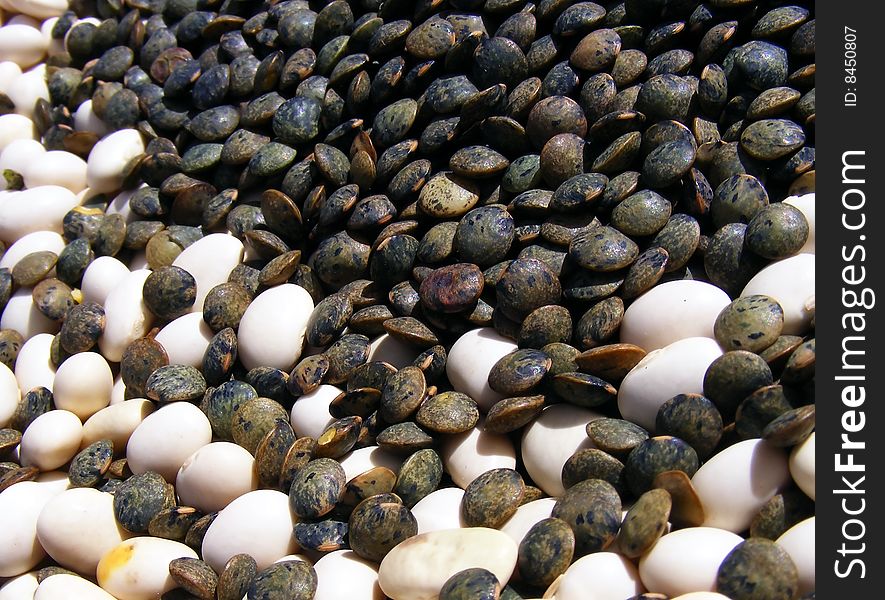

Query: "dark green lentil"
left=462, top=468, right=525, bottom=529
left=10, top=0, right=819, bottom=590
left=59, top=301, right=105, bottom=353
left=169, top=558, right=218, bottom=600
left=484, top=394, right=546, bottom=434
left=414, top=391, right=479, bottom=434
left=750, top=489, right=816, bottom=541
left=69, top=439, right=114, bottom=488
left=247, top=560, right=317, bottom=600
left=349, top=494, right=418, bottom=562
left=616, top=488, right=672, bottom=558
left=342, top=466, right=397, bottom=507
left=561, top=448, right=625, bottom=492
left=145, top=364, right=206, bottom=403
left=113, top=471, right=175, bottom=533
left=735, top=384, right=795, bottom=440
left=717, top=538, right=800, bottom=600
left=625, top=436, right=700, bottom=496
left=0, top=329, right=23, bottom=370
left=231, top=397, right=288, bottom=454
left=656, top=394, right=724, bottom=460
left=393, top=448, right=443, bottom=508
left=288, top=457, right=345, bottom=520
left=149, top=506, right=203, bottom=542
left=217, top=554, right=257, bottom=600
left=120, top=335, right=168, bottom=398
left=375, top=421, right=435, bottom=453
left=552, top=478, right=622, bottom=556
left=714, top=295, right=785, bottom=353
left=439, top=568, right=500, bottom=600
left=142, top=266, right=197, bottom=320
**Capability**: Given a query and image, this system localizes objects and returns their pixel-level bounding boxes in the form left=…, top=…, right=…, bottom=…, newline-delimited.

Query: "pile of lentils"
left=0, top=0, right=816, bottom=598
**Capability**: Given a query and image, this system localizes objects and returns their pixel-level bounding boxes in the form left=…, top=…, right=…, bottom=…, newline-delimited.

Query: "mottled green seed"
left=516, top=517, right=574, bottom=588
left=740, top=118, right=805, bottom=161
left=316, top=416, right=362, bottom=459
left=625, top=436, right=700, bottom=496
left=169, top=557, right=218, bottom=600
left=561, top=448, right=625, bottom=492
left=551, top=371, right=617, bottom=408
left=293, top=519, right=348, bottom=552
left=750, top=489, right=815, bottom=541
left=254, top=418, right=296, bottom=489
left=247, top=560, right=318, bottom=600
left=716, top=538, right=800, bottom=600
left=184, top=512, right=218, bottom=553
left=616, top=488, right=671, bottom=558
left=745, top=203, right=809, bottom=260
left=149, top=506, right=203, bottom=542
left=312, top=232, right=371, bottom=290
left=58, top=301, right=105, bottom=354
left=569, top=225, right=638, bottom=272
left=69, top=439, right=114, bottom=488
left=119, top=336, right=168, bottom=398
left=379, top=365, right=426, bottom=424
left=714, top=295, right=784, bottom=353
left=0, top=465, right=39, bottom=492
left=484, top=395, right=546, bottom=434
left=232, top=397, right=288, bottom=455
left=7, top=387, right=50, bottom=436
left=453, top=206, right=515, bottom=269
left=488, top=349, right=551, bottom=396
left=656, top=394, right=724, bottom=460
left=612, top=190, right=672, bottom=237
left=288, top=354, right=330, bottom=397
left=273, top=96, right=322, bottom=144
left=394, top=448, right=443, bottom=508
left=288, top=457, right=345, bottom=519
left=279, top=437, right=317, bottom=494
left=202, top=328, right=238, bottom=387
left=145, top=364, right=206, bottom=403
left=12, top=251, right=57, bottom=287
left=712, top=174, right=770, bottom=229
left=462, top=468, right=525, bottom=529
left=651, top=214, right=701, bottom=272
left=383, top=316, right=439, bottom=348
left=202, top=282, right=253, bottom=332
left=735, top=384, right=794, bottom=440
left=642, top=139, right=696, bottom=189
left=542, top=342, right=580, bottom=376
left=575, top=297, right=624, bottom=350
left=704, top=223, right=767, bottom=297
left=324, top=333, right=371, bottom=385
left=495, top=257, right=561, bottom=321
left=142, top=266, right=197, bottom=320
left=113, top=471, right=175, bottom=533
left=349, top=495, right=417, bottom=562
left=439, top=568, right=500, bottom=600
left=450, top=146, right=510, bottom=179
left=31, top=278, right=74, bottom=321
left=518, top=305, right=572, bottom=349
left=552, top=478, right=621, bottom=556
left=762, top=404, right=815, bottom=447
left=249, top=142, right=297, bottom=178
left=218, top=554, right=257, bottom=600
left=414, top=391, right=479, bottom=434
left=621, top=248, right=670, bottom=299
